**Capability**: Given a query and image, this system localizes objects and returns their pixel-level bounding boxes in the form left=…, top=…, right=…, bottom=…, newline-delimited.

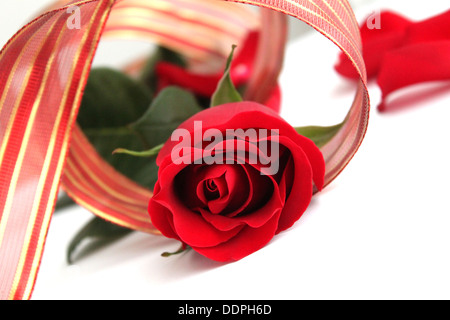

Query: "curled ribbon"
left=0, top=0, right=369, bottom=300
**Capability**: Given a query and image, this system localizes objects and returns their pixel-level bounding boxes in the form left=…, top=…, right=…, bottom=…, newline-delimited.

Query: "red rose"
left=148, top=102, right=325, bottom=262
left=155, top=31, right=282, bottom=113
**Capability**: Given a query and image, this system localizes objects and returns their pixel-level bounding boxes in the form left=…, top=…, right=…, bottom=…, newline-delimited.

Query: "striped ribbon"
left=0, top=0, right=369, bottom=300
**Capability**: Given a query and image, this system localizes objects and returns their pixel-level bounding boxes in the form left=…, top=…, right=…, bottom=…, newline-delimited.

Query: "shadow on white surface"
left=70, top=228, right=228, bottom=283
left=154, top=248, right=228, bottom=283
left=379, top=81, right=450, bottom=114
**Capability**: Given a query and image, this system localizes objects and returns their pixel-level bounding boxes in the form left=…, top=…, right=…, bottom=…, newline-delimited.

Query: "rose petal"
left=264, top=85, right=282, bottom=113
left=199, top=164, right=281, bottom=231
left=377, top=41, right=450, bottom=111
left=156, top=62, right=222, bottom=97
left=172, top=137, right=285, bottom=231
left=405, top=10, right=450, bottom=43
left=191, top=136, right=282, bottom=217
left=148, top=182, right=181, bottom=241
left=204, top=166, right=239, bottom=214
left=234, top=162, right=274, bottom=215
left=152, top=160, right=244, bottom=247
left=335, top=10, right=450, bottom=112
left=335, top=11, right=412, bottom=79
left=218, top=165, right=249, bottom=214
left=159, top=103, right=301, bottom=159
left=275, top=147, right=312, bottom=233
left=159, top=102, right=324, bottom=190
left=174, top=165, right=208, bottom=208
left=192, top=209, right=282, bottom=262
left=232, top=31, right=259, bottom=76
left=376, top=10, right=450, bottom=111
left=187, top=164, right=249, bottom=215
left=152, top=191, right=243, bottom=248
left=279, top=133, right=324, bottom=191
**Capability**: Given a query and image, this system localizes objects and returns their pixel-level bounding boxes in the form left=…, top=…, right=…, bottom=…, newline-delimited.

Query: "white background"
left=1, top=0, right=450, bottom=300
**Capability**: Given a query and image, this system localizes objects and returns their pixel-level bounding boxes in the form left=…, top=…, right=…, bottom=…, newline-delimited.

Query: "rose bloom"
left=148, top=102, right=325, bottom=262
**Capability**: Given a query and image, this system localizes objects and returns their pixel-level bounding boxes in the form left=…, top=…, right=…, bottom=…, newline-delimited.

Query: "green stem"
left=161, top=244, right=190, bottom=257
left=113, top=144, right=164, bottom=158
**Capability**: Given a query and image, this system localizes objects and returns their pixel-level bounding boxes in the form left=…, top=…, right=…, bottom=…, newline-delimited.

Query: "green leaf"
left=78, top=67, right=153, bottom=129
left=211, top=45, right=243, bottom=107
left=295, top=123, right=344, bottom=148
left=71, top=69, right=203, bottom=262
left=113, top=144, right=163, bottom=158
left=67, top=217, right=133, bottom=264
left=78, top=67, right=160, bottom=189
left=140, top=46, right=186, bottom=92
left=130, top=86, right=203, bottom=149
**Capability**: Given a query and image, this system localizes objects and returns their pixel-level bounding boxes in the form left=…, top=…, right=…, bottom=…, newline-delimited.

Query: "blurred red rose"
left=156, top=32, right=282, bottom=113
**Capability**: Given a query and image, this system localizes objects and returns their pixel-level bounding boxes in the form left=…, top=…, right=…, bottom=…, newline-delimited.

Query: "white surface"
left=2, top=0, right=450, bottom=300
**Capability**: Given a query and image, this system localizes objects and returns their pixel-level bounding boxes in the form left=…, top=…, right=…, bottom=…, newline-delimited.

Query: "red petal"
left=160, top=103, right=293, bottom=159
left=263, top=84, right=282, bottom=113
left=192, top=209, right=282, bottom=262
left=158, top=102, right=324, bottom=189
left=199, top=165, right=283, bottom=231
left=156, top=62, right=221, bottom=97
left=202, top=166, right=236, bottom=214
left=151, top=160, right=244, bottom=247
left=377, top=41, right=450, bottom=111
left=335, top=11, right=412, bottom=79
left=285, top=134, right=325, bottom=191
left=148, top=185, right=181, bottom=241
left=405, top=10, right=450, bottom=43
left=232, top=31, right=259, bottom=71
left=275, top=138, right=314, bottom=233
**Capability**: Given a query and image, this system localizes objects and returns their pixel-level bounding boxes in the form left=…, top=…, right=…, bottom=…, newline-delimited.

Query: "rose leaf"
left=130, top=86, right=203, bottom=150
left=77, top=67, right=159, bottom=190
left=295, top=123, right=344, bottom=148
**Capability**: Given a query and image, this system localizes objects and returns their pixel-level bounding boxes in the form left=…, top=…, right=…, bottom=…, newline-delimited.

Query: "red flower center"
left=204, top=179, right=219, bottom=199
